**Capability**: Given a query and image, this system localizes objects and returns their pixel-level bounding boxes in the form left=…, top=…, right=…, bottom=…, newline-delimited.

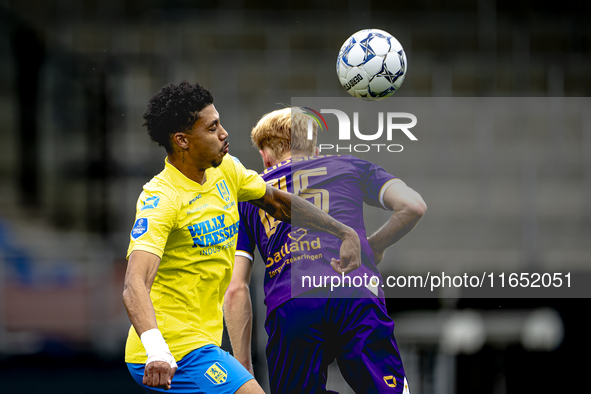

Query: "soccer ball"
left=336, top=29, right=407, bottom=100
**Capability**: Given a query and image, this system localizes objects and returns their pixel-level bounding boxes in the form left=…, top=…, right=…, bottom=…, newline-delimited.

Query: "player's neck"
left=168, top=153, right=208, bottom=185
left=290, top=149, right=313, bottom=159
left=273, top=150, right=310, bottom=164
left=265, top=150, right=315, bottom=168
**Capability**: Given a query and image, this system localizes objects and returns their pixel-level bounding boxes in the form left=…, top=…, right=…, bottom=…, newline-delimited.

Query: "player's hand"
left=143, top=359, right=177, bottom=390
left=331, top=229, right=361, bottom=275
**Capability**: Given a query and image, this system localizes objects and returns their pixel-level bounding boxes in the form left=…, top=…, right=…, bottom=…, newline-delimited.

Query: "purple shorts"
left=265, top=289, right=409, bottom=394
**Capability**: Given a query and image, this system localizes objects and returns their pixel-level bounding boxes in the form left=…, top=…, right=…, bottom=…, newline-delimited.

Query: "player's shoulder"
left=143, top=170, right=181, bottom=206
left=261, top=158, right=293, bottom=179
left=215, top=154, right=265, bottom=196
left=305, top=154, right=363, bottom=171
left=337, top=154, right=369, bottom=165
left=276, top=154, right=362, bottom=176
left=335, top=154, right=383, bottom=171
left=220, top=154, right=240, bottom=167
left=292, top=154, right=358, bottom=164
left=314, top=155, right=393, bottom=182
left=217, top=154, right=245, bottom=177
left=225, top=154, right=245, bottom=168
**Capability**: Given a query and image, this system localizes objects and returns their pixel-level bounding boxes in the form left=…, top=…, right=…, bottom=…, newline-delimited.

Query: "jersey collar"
left=164, top=157, right=213, bottom=189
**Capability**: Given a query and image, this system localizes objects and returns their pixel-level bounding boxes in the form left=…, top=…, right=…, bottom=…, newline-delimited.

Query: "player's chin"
left=212, top=153, right=225, bottom=168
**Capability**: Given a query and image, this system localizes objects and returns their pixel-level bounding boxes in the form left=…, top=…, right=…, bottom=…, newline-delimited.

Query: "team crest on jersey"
left=204, top=362, right=227, bottom=385
left=141, top=195, right=160, bottom=211
left=131, top=218, right=148, bottom=239
left=215, top=180, right=231, bottom=203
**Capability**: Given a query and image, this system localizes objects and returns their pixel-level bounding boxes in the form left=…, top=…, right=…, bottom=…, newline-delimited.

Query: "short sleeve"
left=126, top=189, right=178, bottom=259
left=230, top=156, right=267, bottom=202
left=235, top=202, right=256, bottom=264
left=355, top=158, right=397, bottom=210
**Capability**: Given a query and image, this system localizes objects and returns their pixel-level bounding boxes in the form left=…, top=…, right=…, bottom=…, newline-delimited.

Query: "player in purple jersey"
left=225, top=108, right=426, bottom=394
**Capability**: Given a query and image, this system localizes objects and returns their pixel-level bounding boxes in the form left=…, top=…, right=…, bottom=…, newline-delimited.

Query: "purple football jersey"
left=236, top=155, right=397, bottom=316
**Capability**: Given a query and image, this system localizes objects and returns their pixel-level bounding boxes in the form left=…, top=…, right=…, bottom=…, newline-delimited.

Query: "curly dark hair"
left=142, top=82, right=214, bottom=152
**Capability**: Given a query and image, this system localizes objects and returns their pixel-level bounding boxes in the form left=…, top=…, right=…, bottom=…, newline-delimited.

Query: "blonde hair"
left=251, top=107, right=318, bottom=160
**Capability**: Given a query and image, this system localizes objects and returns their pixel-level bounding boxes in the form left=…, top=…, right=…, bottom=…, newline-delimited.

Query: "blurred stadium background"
left=1, top=0, right=590, bottom=393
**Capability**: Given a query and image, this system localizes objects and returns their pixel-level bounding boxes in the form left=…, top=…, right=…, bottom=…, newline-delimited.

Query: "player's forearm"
left=261, top=189, right=361, bottom=273
left=123, top=274, right=177, bottom=381
left=123, top=276, right=159, bottom=336
left=224, top=284, right=254, bottom=370
left=288, top=193, right=357, bottom=241
left=254, top=185, right=356, bottom=241
left=368, top=206, right=425, bottom=257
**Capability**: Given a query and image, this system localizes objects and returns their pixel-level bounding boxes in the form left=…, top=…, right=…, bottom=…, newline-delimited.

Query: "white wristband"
left=140, top=329, right=177, bottom=369
left=141, top=329, right=169, bottom=355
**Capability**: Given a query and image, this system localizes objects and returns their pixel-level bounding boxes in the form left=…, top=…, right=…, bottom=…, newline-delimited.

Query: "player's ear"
left=314, top=146, right=320, bottom=156
left=172, top=132, right=189, bottom=150
left=259, top=149, right=272, bottom=168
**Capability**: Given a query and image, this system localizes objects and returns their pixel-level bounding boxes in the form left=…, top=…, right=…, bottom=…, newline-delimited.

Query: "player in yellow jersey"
left=122, top=82, right=362, bottom=394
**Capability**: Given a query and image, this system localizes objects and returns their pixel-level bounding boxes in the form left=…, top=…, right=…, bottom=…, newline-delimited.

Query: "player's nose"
left=219, top=125, right=228, bottom=140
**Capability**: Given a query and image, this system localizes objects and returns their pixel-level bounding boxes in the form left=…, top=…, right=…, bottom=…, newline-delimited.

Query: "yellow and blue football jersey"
left=125, top=154, right=266, bottom=363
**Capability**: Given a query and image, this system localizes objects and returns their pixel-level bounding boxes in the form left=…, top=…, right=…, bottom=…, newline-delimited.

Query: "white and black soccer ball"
left=336, top=29, right=407, bottom=100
